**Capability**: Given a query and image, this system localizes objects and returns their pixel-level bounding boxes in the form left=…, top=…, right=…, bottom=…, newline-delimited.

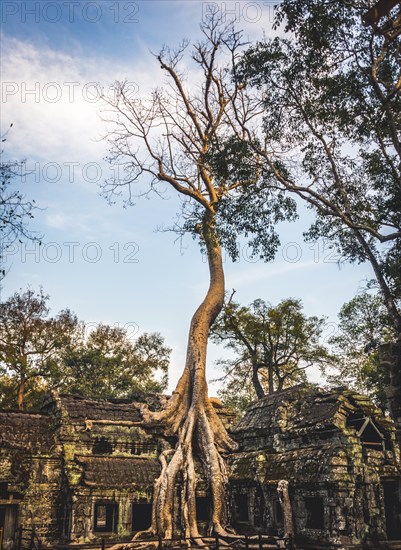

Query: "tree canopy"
left=0, top=288, right=78, bottom=410
left=211, top=295, right=330, bottom=415
left=0, top=288, right=171, bottom=410
left=234, top=0, right=401, bottom=333
left=227, top=0, right=401, bottom=444
left=60, top=326, right=170, bottom=399
left=325, top=292, right=395, bottom=410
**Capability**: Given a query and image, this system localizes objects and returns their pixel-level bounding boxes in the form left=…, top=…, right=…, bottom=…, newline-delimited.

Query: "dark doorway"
left=93, top=502, right=118, bottom=533
left=196, top=496, right=211, bottom=522
left=234, top=494, right=249, bottom=522
left=305, top=497, right=324, bottom=529
left=0, top=505, right=18, bottom=549
left=383, top=481, right=401, bottom=540
left=132, top=502, right=152, bottom=532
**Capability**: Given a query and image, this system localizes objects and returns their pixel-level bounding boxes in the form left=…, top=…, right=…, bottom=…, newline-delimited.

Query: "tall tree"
left=102, top=17, right=295, bottom=539
left=326, top=292, right=395, bottom=410
left=59, top=326, right=170, bottom=399
left=0, top=288, right=78, bottom=410
left=211, top=296, right=329, bottom=412
left=232, top=0, right=401, bottom=445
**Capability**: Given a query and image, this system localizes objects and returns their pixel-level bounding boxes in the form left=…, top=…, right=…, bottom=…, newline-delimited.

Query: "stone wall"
left=0, top=387, right=400, bottom=549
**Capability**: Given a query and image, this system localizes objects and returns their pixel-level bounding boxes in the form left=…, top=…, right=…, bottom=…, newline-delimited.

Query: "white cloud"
left=1, top=33, right=162, bottom=166
left=46, top=212, right=71, bottom=229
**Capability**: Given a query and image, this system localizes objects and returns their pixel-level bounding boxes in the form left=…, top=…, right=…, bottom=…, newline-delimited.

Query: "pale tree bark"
left=102, top=17, right=263, bottom=543
left=141, top=211, right=237, bottom=539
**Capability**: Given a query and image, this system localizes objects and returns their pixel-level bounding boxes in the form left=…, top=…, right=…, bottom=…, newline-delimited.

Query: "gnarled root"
left=133, top=367, right=237, bottom=546
left=129, top=211, right=237, bottom=546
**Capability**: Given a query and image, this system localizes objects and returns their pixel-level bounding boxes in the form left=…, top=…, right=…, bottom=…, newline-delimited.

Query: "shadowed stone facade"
left=0, top=386, right=400, bottom=549
left=229, top=386, right=401, bottom=549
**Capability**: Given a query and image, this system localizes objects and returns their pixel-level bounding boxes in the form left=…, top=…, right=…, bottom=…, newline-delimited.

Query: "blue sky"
left=1, top=1, right=372, bottom=393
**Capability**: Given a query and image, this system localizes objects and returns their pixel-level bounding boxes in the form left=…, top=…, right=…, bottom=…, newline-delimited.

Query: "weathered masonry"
left=0, top=394, right=165, bottom=547
left=0, top=386, right=400, bottom=549
left=229, top=386, right=401, bottom=549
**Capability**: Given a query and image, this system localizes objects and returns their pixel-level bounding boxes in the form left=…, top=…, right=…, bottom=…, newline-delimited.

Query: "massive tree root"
left=134, top=216, right=238, bottom=544
left=140, top=373, right=237, bottom=540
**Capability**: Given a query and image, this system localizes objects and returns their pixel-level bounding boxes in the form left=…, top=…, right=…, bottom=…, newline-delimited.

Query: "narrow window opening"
left=305, top=497, right=324, bottom=530
left=273, top=499, right=283, bottom=528
left=383, top=481, right=401, bottom=540
left=94, top=502, right=118, bottom=533
left=347, top=413, right=385, bottom=451
left=92, top=437, right=113, bottom=455
left=132, top=501, right=152, bottom=531
left=234, top=493, right=249, bottom=522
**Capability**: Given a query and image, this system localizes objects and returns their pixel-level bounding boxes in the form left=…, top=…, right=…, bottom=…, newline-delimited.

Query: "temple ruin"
left=0, top=385, right=400, bottom=549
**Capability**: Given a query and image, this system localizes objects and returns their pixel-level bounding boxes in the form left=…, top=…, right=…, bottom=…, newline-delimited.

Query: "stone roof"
left=232, top=385, right=392, bottom=435
left=40, top=393, right=168, bottom=426
left=57, top=394, right=144, bottom=422
left=0, top=411, right=55, bottom=453
left=75, top=455, right=161, bottom=489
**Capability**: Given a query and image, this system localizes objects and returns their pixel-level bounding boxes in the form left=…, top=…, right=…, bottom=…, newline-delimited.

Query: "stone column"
left=277, top=480, right=294, bottom=539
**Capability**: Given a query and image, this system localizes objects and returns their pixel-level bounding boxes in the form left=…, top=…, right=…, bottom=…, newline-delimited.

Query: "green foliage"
left=325, top=292, right=395, bottom=410
left=211, top=296, right=331, bottom=416
left=0, top=288, right=78, bottom=409
left=0, top=288, right=171, bottom=409
left=59, top=327, right=170, bottom=399
left=236, top=0, right=401, bottom=330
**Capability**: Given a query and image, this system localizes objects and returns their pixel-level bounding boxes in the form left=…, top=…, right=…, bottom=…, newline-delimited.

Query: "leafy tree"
left=232, top=0, right=401, bottom=443
left=211, top=296, right=329, bottom=415
left=0, top=288, right=78, bottom=410
left=325, top=292, right=395, bottom=410
left=1, top=128, right=41, bottom=279
left=102, top=15, right=295, bottom=539
left=214, top=366, right=256, bottom=420
left=0, top=289, right=171, bottom=409
left=59, top=326, right=170, bottom=399
left=0, top=372, right=49, bottom=411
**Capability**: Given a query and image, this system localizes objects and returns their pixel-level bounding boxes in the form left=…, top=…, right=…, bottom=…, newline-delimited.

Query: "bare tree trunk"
left=139, top=212, right=237, bottom=541
left=17, top=377, right=26, bottom=410
left=277, top=377, right=285, bottom=392
left=252, top=363, right=265, bottom=399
